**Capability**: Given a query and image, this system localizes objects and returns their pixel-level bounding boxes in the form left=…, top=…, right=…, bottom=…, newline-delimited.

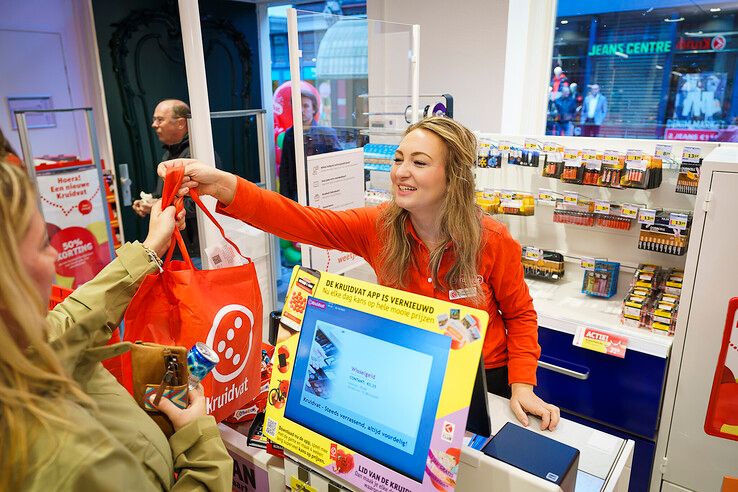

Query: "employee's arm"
left=158, top=159, right=376, bottom=258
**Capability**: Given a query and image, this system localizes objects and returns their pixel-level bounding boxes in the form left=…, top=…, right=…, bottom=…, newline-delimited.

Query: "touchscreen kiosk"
left=285, top=298, right=451, bottom=482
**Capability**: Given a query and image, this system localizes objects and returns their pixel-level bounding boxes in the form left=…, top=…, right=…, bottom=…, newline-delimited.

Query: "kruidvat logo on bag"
left=206, top=304, right=254, bottom=383
left=307, top=298, right=326, bottom=309
left=207, top=379, right=250, bottom=414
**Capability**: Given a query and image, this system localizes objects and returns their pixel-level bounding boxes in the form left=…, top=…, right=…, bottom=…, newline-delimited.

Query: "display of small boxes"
left=521, top=247, right=565, bottom=281
left=581, top=260, right=620, bottom=298
left=476, top=190, right=500, bottom=214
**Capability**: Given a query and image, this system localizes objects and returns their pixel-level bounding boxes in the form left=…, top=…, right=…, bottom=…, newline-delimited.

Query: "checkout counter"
left=219, top=393, right=634, bottom=492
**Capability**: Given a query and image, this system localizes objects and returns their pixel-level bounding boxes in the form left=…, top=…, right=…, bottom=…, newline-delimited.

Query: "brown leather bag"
left=129, top=342, right=189, bottom=437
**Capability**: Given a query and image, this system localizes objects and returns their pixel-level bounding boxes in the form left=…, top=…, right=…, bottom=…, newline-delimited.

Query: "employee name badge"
left=573, top=326, right=628, bottom=358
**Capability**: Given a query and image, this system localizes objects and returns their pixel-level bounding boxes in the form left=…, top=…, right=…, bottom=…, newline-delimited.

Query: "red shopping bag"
left=122, top=167, right=263, bottom=422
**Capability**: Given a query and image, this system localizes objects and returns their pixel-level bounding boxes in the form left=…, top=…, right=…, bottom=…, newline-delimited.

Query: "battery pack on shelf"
left=521, top=247, right=565, bottom=281
left=621, top=264, right=683, bottom=336
left=582, top=261, right=620, bottom=298
left=637, top=210, right=692, bottom=256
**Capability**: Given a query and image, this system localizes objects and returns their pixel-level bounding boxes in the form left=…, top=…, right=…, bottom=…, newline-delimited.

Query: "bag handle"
left=161, top=166, right=250, bottom=267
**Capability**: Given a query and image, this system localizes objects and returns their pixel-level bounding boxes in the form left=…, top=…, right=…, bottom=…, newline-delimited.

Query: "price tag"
left=525, top=139, right=540, bottom=150
left=594, top=200, right=611, bottom=215
left=573, top=326, right=628, bottom=358
left=502, top=199, right=523, bottom=209
left=603, top=150, right=620, bottom=164
left=621, top=203, right=639, bottom=218
left=498, top=141, right=511, bottom=152
left=669, top=212, right=689, bottom=230
left=582, top=149, right=602, bottom=171
left=537, top=188, right=555, bottom=204
left=524, top=247, right=542, bottom=261
left=682, top=146, right=701, bottom=164
left=543, top=142, right=559, bottom=153
left=563, top=149, right=579, bottom=161
left=564, top=192, right=579, bottom=204
left=655, top=144, right=673, bottom=159
left=501, top=191, right=514, bottom=200
left=580, top=256, right=596, bottom=270
left=638, top=208, right=657, bottom=225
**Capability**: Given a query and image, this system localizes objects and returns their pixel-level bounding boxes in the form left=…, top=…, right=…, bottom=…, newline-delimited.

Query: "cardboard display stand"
left=265, top=267, right=488, bottom=492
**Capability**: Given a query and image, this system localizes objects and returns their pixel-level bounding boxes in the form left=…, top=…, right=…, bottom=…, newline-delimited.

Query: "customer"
left=582, top=84, right=608, bottom=137
left=279, top=90, right=341, bottom=202
left=160, top=117, right=560, bottom=431
left=0, top=163, right=232, bottom=491
left=134, top=99, right=201, bottom=265
left=554, top=85, right=577, bottom=136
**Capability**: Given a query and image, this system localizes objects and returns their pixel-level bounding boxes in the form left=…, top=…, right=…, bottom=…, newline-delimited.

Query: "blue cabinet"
left=535, top=326, right=669, bottom=490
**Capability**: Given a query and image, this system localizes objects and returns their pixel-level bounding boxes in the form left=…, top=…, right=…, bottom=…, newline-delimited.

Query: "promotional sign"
left=265, top=268, right=488, bottom=492
left=704, top=298, right=738, bottom=441
left=36, top=163, right=112, bottom=288
left=305, top=148, right=365, bottom=274
left=573, top=326, right=628, bottom=358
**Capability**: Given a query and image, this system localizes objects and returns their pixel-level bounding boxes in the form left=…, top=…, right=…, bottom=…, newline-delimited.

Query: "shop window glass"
left=548, top=1, right=738, bottom=142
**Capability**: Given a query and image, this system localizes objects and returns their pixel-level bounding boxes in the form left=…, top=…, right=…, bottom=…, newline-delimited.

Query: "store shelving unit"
left=476, top=134, right=717, bottom=492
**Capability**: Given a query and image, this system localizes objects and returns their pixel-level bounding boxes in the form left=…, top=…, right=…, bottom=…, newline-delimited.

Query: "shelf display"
left=675, top=146, right=702, bottom=195
left=637, top=210, right=692, bottom=256
left=521, top=247, right=565, bottom=281
left=581, top=260, right=620, bottom=298
left=477, top=137, right=501, bottom=168
left=621, top=264, right=684, bottom=336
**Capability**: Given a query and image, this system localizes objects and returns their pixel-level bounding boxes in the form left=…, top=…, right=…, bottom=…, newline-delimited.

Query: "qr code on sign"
left=265, top=417, right=278, bottom=437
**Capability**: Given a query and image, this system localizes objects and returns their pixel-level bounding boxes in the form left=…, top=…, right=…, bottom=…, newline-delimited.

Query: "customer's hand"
left=152, top=384, right=208, bottom=433
left=142, top=200, right=185, bottom=257
left=510, top=383, right=560, bottom=431
left=158, top=158, right=238, bottom=206
left=132, top=199, right=153, bottom=217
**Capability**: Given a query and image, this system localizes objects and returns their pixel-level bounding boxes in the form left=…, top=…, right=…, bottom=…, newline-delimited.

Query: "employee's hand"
left=132, top=199, right=153, bottom=217
left=510, top=383, right=560, bottom=431
left=151, top=384, right=208, bottom=433
left=142, top=200, right=186, bottom=257
left=158, top=158, right=238, bottom=206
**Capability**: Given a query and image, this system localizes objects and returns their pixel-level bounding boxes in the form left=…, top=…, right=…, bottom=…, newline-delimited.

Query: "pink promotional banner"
left=36, top=162, right=113, bottom=288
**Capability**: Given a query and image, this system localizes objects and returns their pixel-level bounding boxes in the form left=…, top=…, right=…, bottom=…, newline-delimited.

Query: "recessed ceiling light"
left=710, top=8, right=721, bottom=13
left=664, top=17, right=685, bottom=22
left=560, top=19, right=569, bottom=24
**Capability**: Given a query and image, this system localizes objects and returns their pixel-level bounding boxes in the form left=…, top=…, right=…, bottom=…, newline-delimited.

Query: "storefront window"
left=548, top=1, right=738, bottom=142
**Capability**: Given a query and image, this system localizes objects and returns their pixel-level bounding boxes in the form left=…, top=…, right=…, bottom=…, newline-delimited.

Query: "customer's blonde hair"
left=0, top=163, right=93, bottom=490
left=377, top=117, right=482, bottom=303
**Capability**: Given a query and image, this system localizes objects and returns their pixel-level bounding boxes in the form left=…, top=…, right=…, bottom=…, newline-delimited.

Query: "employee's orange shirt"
left=217, top=177, right=541, bottom=385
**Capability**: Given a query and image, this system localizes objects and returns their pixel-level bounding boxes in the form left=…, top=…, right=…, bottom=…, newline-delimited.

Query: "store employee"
left=160, top=117, right=560, bottom=431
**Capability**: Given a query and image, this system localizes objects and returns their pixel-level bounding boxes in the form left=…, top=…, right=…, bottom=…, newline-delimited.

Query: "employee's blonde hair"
left=377, top=117, right=483, bottom=303
left=0, top=163, right=93, bottom=490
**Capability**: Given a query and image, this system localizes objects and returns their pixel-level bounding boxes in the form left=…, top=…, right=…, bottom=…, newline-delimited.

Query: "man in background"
left=581, top=84, right=608, bottom=137
left=554, top=85, right=577, bottom=136
left=279, top=90, right=341, bottom=202
left=133, top=99, right=200, bottom=262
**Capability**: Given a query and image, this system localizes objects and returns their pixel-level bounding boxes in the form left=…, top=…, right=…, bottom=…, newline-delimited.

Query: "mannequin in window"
left=279, top=90, right=341, bottom=202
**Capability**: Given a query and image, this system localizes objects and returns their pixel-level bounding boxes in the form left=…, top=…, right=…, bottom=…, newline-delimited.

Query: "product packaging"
left=600, top=150, right=624, bottom=188
left=638, top=210, right=692, bottom=256
left=676, top=146, right=702, bottom=195
left=520, top=139, right=544, bottom=167
left=581, top=149, right=603, bottom=186
left=581, top=260, right=620, bottom=298
left=521, top=247, right=565, bottom=281
left=560, top=149, right=585, bottom=184
left=540, top=142, right=563, bottom=178
left=497, top=191, right=535, bottom=216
